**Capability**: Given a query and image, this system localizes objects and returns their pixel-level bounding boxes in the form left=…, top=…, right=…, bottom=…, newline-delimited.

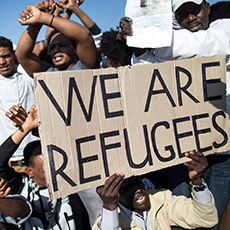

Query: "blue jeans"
left=202, top=155, right=230, bottom=230
left=170, top=156, right=230, bottom=230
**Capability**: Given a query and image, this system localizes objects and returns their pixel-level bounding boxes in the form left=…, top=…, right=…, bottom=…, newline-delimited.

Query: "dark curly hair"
left=100, top=29, right=133, bottom=67
left=0, top=36, right=14, bottom=53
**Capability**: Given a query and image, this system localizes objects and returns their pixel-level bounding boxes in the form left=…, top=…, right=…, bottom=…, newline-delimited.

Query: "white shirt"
left=132, top=19, right=230, bottom=155
left=133, top=19, right=230, bottom=95
left=0, top=71, right=39, bottom=160
left=47, top=60, right=86, bottom=72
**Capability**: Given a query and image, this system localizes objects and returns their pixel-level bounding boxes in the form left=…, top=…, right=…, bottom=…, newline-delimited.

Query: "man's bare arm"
left=0, top=178, right=30, bottom=218
left=17, top=3, right=99, bottom=71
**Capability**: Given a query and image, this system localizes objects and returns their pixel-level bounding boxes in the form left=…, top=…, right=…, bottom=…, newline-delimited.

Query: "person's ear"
left=26, top=167, right=33, bottom=177
left=106, top=58, right=113, bottom=67
left=205, top=2, right=210, bottom=15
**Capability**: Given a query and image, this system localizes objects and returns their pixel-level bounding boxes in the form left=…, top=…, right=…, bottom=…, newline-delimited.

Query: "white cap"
left=173, top=0, right=203, bottom=12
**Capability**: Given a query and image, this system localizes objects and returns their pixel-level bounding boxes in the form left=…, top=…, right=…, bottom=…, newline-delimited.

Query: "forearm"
left=192, top=188, right=212, bottom=204
left=72, top=7, right=94, bottom=29
left=155, top=27, right=230, bottom=60
left=0, top=137, right=19, bottom=167
left=62, top=9, right=73, bottom=19
left=16, top=24, right=44, bottom=77
left=49, top=14, right=91, bottom=43
left=97, top=207, right=119, bottom=230
left=0, top=197, right=30, bottom=218
left=11, top=125, right=33, bottom=145
left=45, top=7, right=72, bottom=40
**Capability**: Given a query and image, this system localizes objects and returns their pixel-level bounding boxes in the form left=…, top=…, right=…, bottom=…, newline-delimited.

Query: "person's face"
left=175, top=1, right=210, bottom=32
left=27, top=155, right=46, bottom=188
left=0, top=47, right=17, bottom=78
left=49, top=33, right=77, bottom=70
left=119, top=177, right=150, bottom=216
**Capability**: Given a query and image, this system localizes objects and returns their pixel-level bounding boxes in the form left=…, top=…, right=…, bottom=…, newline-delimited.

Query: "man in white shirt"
left=0, top=36, right=38, bottom=169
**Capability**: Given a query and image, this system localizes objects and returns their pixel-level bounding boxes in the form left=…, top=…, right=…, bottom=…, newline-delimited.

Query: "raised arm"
left=0, top=104, right=38, bottom=191
left=15, top=23, right=44, bottom=78
left=45, top=2, right=67, bottom=41
left=117, top=17, right=146, bottom=58
left=17, top=3, right=99, bottom=72
left=59, top=0, right=98, bottom=31
left=57, top=0, right=100, bottom=68
left=6, top=104, right=38, bottom=145
left=15, top=0, right=56, bottom=77
left=93, top=173, right=124, bottom=230
left=184, top=150, right=208, bottom=186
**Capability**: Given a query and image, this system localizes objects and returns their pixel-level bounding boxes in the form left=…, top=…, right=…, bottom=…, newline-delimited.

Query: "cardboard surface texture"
left=34, top=55, right=230, bottom=200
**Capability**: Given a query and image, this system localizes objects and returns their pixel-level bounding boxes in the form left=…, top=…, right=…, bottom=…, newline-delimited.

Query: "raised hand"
left=59, top=0, right=84, bottom=7
left=6, top=104, right=38, bottom=131
left=117, top=17, right=133, bottom=41
left=35, top=0, right=56, bottom=13
left=184, top=151, right=208, bottom=186
left=97, top=173, right=125, bottom=210
left=18, top=5, right=43, bottom=25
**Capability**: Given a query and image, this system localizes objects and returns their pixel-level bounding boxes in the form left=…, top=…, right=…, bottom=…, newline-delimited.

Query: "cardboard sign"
left=34, top=55, right=230, bottom=200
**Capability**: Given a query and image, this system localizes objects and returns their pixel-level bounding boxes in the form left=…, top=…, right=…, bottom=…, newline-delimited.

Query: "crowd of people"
left=0, top=0, right=229, bottom=229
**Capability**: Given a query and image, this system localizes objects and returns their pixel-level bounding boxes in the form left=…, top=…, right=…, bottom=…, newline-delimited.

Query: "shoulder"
left=148, top=188, right=172, bottom=200
left=16, top=71, right=34, bottom=85
left=69, top=61, right=86, bottom=70
left=208, top=19, right=230, bottom=32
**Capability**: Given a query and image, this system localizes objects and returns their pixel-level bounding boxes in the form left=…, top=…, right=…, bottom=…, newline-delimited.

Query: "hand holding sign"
left=97, top=173, right=125, bottom=211
left=184, top=151, right=208, bottom=186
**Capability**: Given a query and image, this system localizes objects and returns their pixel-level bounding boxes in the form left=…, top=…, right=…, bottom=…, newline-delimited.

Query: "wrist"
left=103, top=203, right=117, bottom=211
left=190, top=178, right=207, bottom=192
left=20, top=123, right=34, bottom=133
left=191, top=177, right=202, bottom=186
left=40, top=12, right=53, bottom=26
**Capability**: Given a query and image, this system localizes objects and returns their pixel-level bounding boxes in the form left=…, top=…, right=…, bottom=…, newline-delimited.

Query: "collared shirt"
left=99, top=184, right=212, bottom=230
left=47, top=60, right=86, bottom=72
left=118, top=203, right=153, bottom=230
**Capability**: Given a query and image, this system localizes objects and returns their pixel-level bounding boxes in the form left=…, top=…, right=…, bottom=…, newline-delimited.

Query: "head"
left=100, top=29, right=132, bottom=68
left=24, top=141, right=46, bottom=188
left=119, top=176, right=150, bottom=216
left=0, top=36, right=17, bottom=78
left=173, top=0, right=210, bottom=32
left=47, top=30, right=78, bottom=70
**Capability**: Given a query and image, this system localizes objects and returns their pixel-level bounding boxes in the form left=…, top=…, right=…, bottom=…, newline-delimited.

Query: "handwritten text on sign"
left=34, top=55, right=230, bottom=200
